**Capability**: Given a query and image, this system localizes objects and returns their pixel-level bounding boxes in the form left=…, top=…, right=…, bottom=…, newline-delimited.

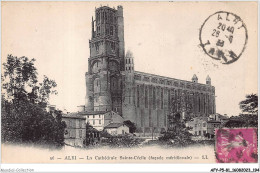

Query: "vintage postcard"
left=1, top=1, right=259, bottom=171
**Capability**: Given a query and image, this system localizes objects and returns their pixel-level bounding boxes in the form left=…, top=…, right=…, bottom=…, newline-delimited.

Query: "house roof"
left=210, top=113, right=229, bottom=120
left=86, top=126, right=99, bottom=133
left=79, top=111, right=109, bottom=115
left=104, top=123, right=124, bottom=129
left=104, top=111, right=122, bottom=119
left=218, top=114, right=229, bottom=120
left=62, top=113, right=86, bottom=120
left=79, top=110, right=122, bottom=117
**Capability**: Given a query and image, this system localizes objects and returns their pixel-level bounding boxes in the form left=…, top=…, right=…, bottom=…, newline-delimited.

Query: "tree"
left=239, top=94, right=258, bottom=114
left=1, top=55, right=64, bottom=147
left=2, top=55, right=38, bottom=103
left=224, top=114, right=258, bottom=128
left=159, top=116, right=193, bottom=146
left=123, top=120, right=136, bottom=133
left=160, top=91, right=194, bottom=146
left=2, top=54, right=57, bottom=107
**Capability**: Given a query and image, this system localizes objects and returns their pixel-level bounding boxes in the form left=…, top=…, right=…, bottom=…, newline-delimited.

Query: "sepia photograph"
left=1, top=1, right=259, bottom=172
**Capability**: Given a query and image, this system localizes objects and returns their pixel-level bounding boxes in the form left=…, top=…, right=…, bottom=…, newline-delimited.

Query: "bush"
left=101, top=135, right=143, bottom=148
left=1, top=99, right=66, bottom=148
left=159, top=120, right=193, bottom=147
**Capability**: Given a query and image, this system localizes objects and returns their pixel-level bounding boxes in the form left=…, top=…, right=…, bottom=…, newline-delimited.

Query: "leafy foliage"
left=239, top=94, right=258, bottom=114
left=160, top=91, right=194, bottom=146
left=123, top=120, right=136, bottom=133
left=1, top=99, right=66, bottom=147
left=224, top=114, right=258, bottom=128
left=1, top=55, right=64, bottom=148
left=224, top=94, right=258, bottom=128
left=2, top=54, right=57, bottom=107
left=101, top=135, right=143, bottom=148
left=159, top=116, right=193, bottom=146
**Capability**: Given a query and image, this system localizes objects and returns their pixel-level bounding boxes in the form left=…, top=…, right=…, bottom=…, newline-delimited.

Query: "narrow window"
left=161, top=88, right=164, bottom=109
left=153, top=87, right=156, bottom=109
left=137, top=85, right=140, bottom=107
left=145, top=86, right=148, bottom=108
left=110, top=26, right=113, bottom=35
left=79, top=130, right=82, bottom=138
left=79, top=120, right=81, bottom=128
left=203, top=130, right=206, bottom=136
left=199, top=95, right=201, bottom=112
left=168, top=89, right=171, bottom=110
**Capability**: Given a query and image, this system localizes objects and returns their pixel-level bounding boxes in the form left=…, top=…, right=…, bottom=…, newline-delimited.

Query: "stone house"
left=104, top=123, right=129, bottom=136
left=186, top=116, right=221, bottom=138
left=206, top=120, right=221, bottom=138
left=209, top=113, right=229, bottom=126
left=186, top=117, right=208, bottom=136
left=62, top=114, right=86, bottom=147
left=79, top=111, right=124, bottom=131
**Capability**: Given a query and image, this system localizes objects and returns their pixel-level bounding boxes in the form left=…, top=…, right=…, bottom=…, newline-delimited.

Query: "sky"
left=2, top=1, right=258, bottom=116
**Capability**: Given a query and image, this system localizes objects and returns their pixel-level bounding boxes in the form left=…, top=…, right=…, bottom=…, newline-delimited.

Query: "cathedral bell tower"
left=85, top=6, right=125, bottom=114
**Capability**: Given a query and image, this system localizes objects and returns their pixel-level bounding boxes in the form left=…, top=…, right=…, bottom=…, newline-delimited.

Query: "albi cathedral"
left=85, top=5, right=216, bottom=133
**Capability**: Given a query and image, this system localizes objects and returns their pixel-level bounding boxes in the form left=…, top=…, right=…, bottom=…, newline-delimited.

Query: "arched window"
left=92, top=61, right=101, bottom=73
left=94, top=78, right=100, bottom=93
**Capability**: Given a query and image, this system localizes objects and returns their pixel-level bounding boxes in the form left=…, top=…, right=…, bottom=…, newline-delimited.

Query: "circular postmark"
left=199, top=11, right=248, bottom=64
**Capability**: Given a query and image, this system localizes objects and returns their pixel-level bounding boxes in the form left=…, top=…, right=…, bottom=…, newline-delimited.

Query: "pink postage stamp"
left=216, top=128, right=258, bottom=163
